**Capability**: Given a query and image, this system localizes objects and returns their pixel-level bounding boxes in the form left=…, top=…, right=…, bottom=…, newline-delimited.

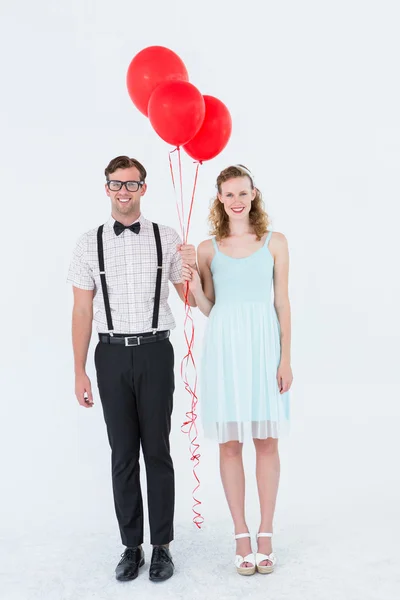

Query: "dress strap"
left=211, top=237, right=219, bottom=253
left=265, top=230, right=273, bottom=245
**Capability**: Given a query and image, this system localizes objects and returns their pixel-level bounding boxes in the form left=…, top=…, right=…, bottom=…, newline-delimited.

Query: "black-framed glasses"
left=106, top=180, right=144, bottom=192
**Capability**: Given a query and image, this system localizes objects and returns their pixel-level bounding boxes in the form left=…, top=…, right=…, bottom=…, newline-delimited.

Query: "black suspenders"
left=152, top=223, right=163, bottom=332
left=97, top=225, right=113, bottom=333
left=97, top=223, right=163, bottom=335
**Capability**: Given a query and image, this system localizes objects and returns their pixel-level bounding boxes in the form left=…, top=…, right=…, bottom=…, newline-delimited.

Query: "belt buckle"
left=125, top=336, right=141, bottom=347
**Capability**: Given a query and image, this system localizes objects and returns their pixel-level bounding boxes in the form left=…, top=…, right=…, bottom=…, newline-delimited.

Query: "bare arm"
left=270, top=232, right=293, bottom=393
left=173, top=282, right=197, bottom=307
left=173, top=243, right=197, bottom=307
left=271, top=233, right=291, bottom=363
left=72, top=286, right=95, bottom=407
left=182, top=240, right=215, bottom=317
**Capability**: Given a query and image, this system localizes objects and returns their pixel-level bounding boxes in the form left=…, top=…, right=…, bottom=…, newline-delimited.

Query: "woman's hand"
left=182, top=264, right=202, bottom=295
left=277, top=360, right=293, bottom=394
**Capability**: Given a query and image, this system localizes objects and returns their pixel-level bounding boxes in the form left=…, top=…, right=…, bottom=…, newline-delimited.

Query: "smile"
left=231, top=206, right=245, bottom=214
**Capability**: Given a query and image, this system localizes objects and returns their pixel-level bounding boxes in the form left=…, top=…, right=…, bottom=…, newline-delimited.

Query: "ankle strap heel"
left=256, top=533, right=276, bottom=574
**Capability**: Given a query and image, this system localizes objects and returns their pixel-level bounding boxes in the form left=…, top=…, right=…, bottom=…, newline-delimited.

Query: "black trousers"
left=94, top=337, right=175, bottom=547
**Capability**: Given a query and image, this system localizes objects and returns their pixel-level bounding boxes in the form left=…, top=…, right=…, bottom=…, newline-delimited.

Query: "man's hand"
left=178, top=244, right=197, bottom=268
left=75, top=372, right=94, bottom=408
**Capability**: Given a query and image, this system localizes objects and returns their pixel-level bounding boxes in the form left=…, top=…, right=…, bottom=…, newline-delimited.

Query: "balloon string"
left=185, top=162, right=200, bottom=244
left=180, top=160, right=203, bottom=528
left=177, top=147, right=186, bottom=242
left=169, top=150, right=203, bottom=528
left=169, top=148, right=184, bottom=236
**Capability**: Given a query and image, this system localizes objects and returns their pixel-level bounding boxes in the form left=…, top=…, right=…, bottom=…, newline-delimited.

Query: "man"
left=67, top=156, right=196, bottom=583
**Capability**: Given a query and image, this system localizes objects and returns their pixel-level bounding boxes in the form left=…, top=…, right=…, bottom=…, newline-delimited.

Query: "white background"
left=1, top=1, right=399, bottom=599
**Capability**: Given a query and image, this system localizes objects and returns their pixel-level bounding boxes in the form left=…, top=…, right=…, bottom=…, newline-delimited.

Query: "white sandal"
left=234, top=533, right=256, bottom=576
left=256, top=533, right=277, bottom=574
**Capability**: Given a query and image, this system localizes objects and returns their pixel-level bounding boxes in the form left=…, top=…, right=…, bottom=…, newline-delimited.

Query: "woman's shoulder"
left=198, top=238, right=215, bottom=254
left=269, top=231, right=287, bottom=245
left=197, top=238, right=216, bottom=267
left=268, top=231, right=289, bottom=260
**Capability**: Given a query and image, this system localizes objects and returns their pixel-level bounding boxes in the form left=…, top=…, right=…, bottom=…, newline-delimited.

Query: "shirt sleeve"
left=169, top=229, right=183, bottom=284
left=66, top=234, right=95, bottom=290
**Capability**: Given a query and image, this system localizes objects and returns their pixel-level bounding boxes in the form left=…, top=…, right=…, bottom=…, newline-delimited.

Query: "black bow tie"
left=113, top=221, right=141, bottom=236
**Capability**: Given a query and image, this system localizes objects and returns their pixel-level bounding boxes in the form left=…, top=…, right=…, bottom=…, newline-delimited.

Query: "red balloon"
left=126, top=46, right=189, bottom=116
left=183, top=95, right=232, bottom=162
left=148, top=80, right=206, bottom=147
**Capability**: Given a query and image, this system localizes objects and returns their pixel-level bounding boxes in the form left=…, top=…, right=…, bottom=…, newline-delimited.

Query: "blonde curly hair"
left=208, top=164, right=270, bottom=241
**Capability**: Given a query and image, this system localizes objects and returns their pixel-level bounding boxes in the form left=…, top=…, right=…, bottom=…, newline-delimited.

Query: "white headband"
left=235, top=164, right=256, bottom=187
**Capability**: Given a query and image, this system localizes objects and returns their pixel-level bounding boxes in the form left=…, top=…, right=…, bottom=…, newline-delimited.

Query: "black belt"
left=98, top=330, right=170, bottom=347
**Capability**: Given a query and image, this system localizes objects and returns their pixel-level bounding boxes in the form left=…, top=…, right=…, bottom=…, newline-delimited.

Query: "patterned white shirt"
left=67, top=214, right=183, bottom=334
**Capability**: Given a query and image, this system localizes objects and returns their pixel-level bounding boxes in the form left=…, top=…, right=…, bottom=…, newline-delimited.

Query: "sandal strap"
left=257, top=532, right=273, bottom=538
left=235, top=553, right=255, bottom=568
left=256, top=552, right=276, bottom=566
left=235, top=532, right=251, bottom=540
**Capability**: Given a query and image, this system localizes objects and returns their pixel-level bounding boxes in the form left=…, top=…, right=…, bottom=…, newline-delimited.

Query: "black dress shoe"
left=115, top=546, right=145, bottom=581
left=149, top=546, right=174, bottom=582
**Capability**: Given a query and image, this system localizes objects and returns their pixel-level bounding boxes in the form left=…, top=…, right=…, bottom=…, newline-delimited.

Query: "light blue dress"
left=200, top=232, right=290, bottom=443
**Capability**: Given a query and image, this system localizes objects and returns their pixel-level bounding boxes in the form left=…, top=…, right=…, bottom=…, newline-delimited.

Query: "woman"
left=183, top=165, right=293, bottom=576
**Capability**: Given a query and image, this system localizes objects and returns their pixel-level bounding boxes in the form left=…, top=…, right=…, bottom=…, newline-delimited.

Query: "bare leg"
left=254, top=438, right=280, bottom=566
left=219, top=441, right=253, bottom=567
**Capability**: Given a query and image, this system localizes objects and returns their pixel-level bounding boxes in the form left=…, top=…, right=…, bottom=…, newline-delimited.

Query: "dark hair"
left=104, top=156, right=147, bottom=182
left=208, top=164, right=270, bottom=241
